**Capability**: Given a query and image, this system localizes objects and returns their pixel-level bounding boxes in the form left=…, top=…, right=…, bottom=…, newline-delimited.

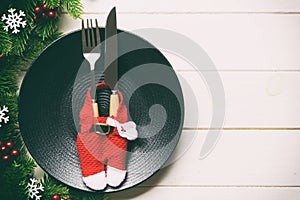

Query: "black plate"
left=19, top=29, right=184, bottom=192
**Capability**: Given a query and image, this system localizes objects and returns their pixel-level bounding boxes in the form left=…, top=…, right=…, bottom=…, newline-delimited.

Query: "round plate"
left=19, top=29, right=184, bottom=192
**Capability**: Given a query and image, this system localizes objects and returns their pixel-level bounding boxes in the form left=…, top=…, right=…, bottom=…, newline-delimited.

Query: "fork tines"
left=82, top=19, right=101, bottom=53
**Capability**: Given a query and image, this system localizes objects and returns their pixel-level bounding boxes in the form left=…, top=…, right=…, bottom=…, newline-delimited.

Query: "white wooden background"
left=58, top=1, right=300, bottom=199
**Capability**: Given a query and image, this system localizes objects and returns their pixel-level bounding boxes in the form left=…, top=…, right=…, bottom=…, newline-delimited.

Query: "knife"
left=105, top=7, right=119, bottom=117
left=105, top=7, right=118, bottom=89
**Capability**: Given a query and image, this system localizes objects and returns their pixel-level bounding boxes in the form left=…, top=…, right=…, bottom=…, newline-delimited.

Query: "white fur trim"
left=83, top=171, right=107, bottom=190
left=106, top=118, right=138, bottom=141
left=106, top=166, right=126, bottom=187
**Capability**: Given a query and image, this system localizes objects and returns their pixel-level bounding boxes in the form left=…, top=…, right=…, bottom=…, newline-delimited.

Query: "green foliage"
left=62, top=0, right=83, bottom=19
left=0, top=22, right=12, bottom=54
left=35, top=17, right=59, bottom=40
left=42, top=176, right=70, bottom=200
left=1, top=158, right=37, bottom=199
left=0, top=0, right=82, bottom=55
left=44, top=0, right=61, bottom=9
left=11, top=29, right=31, bottom=56
left=69, top=189, right=107, bottom=200
left=0, top=1, right=107, bottom=199
left=0, top=1, right=103, bottom=200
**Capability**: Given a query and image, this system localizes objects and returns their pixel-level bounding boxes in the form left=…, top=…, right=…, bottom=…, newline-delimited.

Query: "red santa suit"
left=76, top=82, right=138, bottom=190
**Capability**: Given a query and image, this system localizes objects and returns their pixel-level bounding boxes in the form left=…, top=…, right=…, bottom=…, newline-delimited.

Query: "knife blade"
left=105, top=7, right=119, bottom=117
left=104, top=7, right=118, bottom=89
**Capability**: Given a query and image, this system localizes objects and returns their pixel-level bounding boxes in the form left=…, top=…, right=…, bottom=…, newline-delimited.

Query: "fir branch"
left=10, top=29, right=31, bottom=56
left=34, top=17, right=59, bottom=40
left=1, top=157, right=36, bottom=199
left=62, top=0, right=83, bottom=19
left=0, top=1, right=94, bottom=199
left=44, top=0, right=61, bottom=9
left=0, top=93, right=18, bottom=137
left=42, top=176, right=70, bottom=200
left=0, top=21, right=12, bottom=54
left=0, top=64, right=19, bottom=94
left=69, top=189, right=107, bottom=200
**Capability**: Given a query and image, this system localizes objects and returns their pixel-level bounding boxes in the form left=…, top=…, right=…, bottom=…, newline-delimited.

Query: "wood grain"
left=80, top=0, right=300, bottom=13
left=60, top=14, right=300, bottom=71
left=180, top=71, right=300, bottom=128
left=140, top=130, right=300, bottom=186
left=107, top=187, right=300, bottom=200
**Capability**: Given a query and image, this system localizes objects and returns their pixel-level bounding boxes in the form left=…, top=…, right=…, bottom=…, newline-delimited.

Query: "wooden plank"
left=179, top=71, right=300, bottom=128
left=80, top=0, right=300, bottom=13
left=139, top=130, right=300, bottom=186
left=107, top=187, right=300, bottom=200
left=59, top=14, right=300, bottom=71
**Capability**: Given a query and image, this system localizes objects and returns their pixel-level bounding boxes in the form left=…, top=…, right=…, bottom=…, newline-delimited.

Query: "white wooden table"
left=59, top=1, right=300, bottom=199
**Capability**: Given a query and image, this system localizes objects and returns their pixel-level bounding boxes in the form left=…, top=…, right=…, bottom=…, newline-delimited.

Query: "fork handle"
left=90, top=70, right=96, bottom=99
left=90, top=70, right=99, bottom=117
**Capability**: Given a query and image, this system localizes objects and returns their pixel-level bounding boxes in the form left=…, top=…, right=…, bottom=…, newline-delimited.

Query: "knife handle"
left=92, top=100, right=99, bottom=117
left=109, top=90, right=119, bottom=117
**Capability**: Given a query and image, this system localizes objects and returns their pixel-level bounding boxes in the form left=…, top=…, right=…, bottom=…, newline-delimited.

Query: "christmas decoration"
left=42, top=4, right=49, bottom=10
left=3, top=155, right=9, bottom=161
left=77, top=83, right=138, bottom=190
left=0, top=0, right=105, bottom=199
left=11, top=149, right=19, bottom=156
left=48, top=11, right=56, bottom=18
left=0, top=0, right=83, bottom=56
left=0, top=140, right=19, bottom=162
left=52, top=193, right=61, bottom=200
left=0, top=105, right=9, bottom=127
left=1, top=8, right=27, bottom=34
left=1, top=145, right=7, bottom=152
left=34, top=6, right=42, bottom=14
left=26, top=178, right=44, bottom=200
left=33, top=2, right=58, bottom=23
left=6, top=141, right=13, bottom=148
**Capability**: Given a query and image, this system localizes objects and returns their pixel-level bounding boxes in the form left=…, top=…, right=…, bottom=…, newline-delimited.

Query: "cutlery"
left=104, top=7, right=119, bottom=116
left=81, top=19, right=101, bottom=117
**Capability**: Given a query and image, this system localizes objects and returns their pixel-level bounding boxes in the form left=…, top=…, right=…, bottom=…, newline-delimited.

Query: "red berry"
left=48, top=11, right=56, bottom=18
left=0, top=141, right=2, bottom=146
left=42, top=4, right=48, bottom=10
left=1, top=146, right=7, bottom=152
left=33, top=15, right=38, bottom=22
left=34, top=6, right=41, bottom=13
left=66, top=198, right=72, bottom=200
left=3, top=155, right=9, bottom=161
left=6, top=141, right=13, bottom=148
left=11, top=149, right=19, bottom=156
left=52, top=194, right=61, bottom=200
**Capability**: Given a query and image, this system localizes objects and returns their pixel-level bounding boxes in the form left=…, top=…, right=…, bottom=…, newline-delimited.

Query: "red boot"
left=76, top=83, right=138, bottom=190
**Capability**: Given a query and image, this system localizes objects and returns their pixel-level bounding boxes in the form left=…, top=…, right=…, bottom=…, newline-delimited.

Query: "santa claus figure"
left=76, top=82, right=138, bottom=190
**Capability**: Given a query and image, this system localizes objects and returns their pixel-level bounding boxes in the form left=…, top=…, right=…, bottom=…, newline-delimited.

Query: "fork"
left=82, top=19, right=101, bottom=107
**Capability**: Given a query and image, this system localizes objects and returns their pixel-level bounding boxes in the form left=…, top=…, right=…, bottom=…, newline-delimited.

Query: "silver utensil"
left=82, top=19, right=101, bottom=103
